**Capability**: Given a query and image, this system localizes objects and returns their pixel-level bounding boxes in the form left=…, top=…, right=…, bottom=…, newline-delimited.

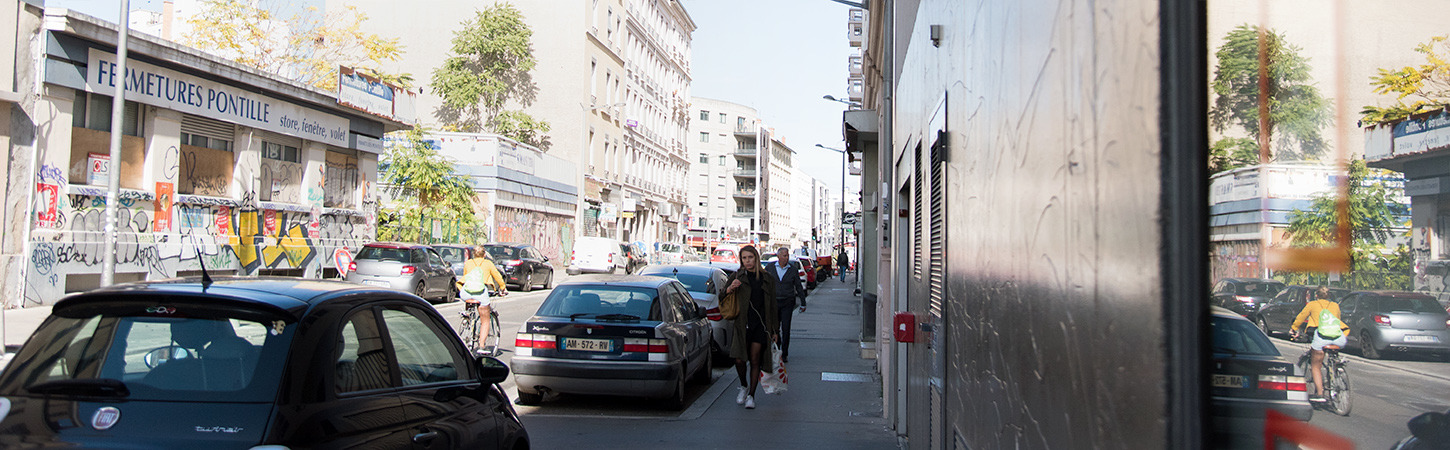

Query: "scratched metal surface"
left=891, top=0, right=1167, bottom=448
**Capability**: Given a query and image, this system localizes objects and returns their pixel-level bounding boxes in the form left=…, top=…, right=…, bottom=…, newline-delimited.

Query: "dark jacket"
left=765, top=260, right=806, bottom=308
left=726, top=268, right=778, bottom=369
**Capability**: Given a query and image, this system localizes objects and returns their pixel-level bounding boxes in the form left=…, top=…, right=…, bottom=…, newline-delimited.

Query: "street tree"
left=378, top=127, right=481, bottom=244
left=1279, top=160, right=1410, bottom=288
left=1363, top=35, right=1450, bottom=124
left=430, top=3, right=550, bottom=148
left=1208, top=137, right=1258, bottom=174
left=1209, top=24, right=1332, bottom=169
left=182, top=1, right=408, bottom=91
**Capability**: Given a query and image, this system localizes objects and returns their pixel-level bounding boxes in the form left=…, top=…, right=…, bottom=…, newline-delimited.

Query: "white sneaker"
left=745, top=395, right=755, bottom=409
left=736, top=387, right=747, bottom=404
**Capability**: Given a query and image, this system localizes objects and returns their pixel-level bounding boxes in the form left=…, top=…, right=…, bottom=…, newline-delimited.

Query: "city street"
left=1267, top=337, right=1450, bottom=448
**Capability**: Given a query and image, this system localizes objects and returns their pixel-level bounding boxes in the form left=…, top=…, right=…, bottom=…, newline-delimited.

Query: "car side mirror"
left=697, top=305, right=708, bottom=318
left=477, top=355, right=510, bottom=384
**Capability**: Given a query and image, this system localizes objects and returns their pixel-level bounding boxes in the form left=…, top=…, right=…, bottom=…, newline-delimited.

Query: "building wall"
left=0, top=0, right=41, bottom=306
left=687, top=97, right=760, bottom=242
left=887, top=0, right=1171, bottom=448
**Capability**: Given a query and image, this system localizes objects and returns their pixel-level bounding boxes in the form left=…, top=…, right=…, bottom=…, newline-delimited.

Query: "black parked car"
left=1208, top=306, right=1313, bottom=446
left=511, top=275, right=713, bottom=409
left=484, top=242, right=556, bottom=292
left=1211, top=278, right=1286, bottom=317
left=1255, top=285, right=1349, bottom=338
left=0, top=277, right=529, bottom=448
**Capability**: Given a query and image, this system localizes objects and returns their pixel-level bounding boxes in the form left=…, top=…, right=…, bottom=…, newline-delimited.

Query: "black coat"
left=764, top=261, right=806, bottom=308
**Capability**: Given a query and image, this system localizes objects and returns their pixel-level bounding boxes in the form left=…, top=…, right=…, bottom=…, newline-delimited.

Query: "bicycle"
left=459, top=286, right=504, bottom=357
left=1296, top=341, right=1352, bottom=416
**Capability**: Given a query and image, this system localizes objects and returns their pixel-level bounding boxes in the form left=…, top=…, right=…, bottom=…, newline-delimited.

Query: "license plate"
left=1403, top=335, right=1440, bottom=343
left=363, top=280, right=390, bottom=287
left=1211, top=374, right=1247, bottom=388
left=564, top=338, right=613, bottom=352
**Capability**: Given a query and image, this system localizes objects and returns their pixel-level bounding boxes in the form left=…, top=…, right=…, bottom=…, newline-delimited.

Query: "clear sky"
left=52, top=0, right=862, bottom=200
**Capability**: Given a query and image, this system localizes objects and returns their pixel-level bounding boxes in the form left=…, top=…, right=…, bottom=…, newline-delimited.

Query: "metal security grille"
left=180, top=114, right=235, bottom=144
left=914, top=142, right=924, bottom=278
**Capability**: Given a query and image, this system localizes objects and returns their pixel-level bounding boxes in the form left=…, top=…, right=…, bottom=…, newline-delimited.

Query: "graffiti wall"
left=24, top=185, right=375, bottom=307
left=494, top=206, right=574, bottom=264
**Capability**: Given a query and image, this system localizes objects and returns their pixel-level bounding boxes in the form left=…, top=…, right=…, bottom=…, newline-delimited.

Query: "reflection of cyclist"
left=458, top=245, right=506, bottom=354
left=1291, top=286, right=1350, bottom=401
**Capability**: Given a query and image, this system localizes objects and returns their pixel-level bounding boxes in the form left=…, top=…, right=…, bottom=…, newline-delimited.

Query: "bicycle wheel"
left=1327, top=360, right=1352, bottom=416
left=483, top=311, right=502, bottom=357
left=459, top=305, right=480, bottom=354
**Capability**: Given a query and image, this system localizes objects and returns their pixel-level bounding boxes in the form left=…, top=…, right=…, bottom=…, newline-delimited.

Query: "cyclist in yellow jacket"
left=1291, top=286, right=1350, bottom=401
left=459, top=246, right=507, bottom=354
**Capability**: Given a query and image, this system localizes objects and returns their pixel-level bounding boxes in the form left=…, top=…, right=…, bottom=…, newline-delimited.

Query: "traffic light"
left=812, top=228, right=818, bottom=241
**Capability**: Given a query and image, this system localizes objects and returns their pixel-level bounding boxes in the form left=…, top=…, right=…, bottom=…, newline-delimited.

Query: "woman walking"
left=724, top=245, right=778, bottom=409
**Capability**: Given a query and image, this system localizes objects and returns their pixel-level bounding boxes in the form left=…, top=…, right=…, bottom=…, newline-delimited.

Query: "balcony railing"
left=733, top=189, right=756, bottom=198
left=734, top=147, right=757, bottom=156
left=734, top=124, right=756, bottom=135
left=733, top=168, right=758, bottom=177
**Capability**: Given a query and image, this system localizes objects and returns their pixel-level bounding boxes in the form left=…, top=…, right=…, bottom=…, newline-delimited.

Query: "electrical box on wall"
left=893, top=312, right=917, bottom=343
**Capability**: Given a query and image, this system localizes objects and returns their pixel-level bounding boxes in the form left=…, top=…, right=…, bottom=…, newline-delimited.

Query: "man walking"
left=837, top=250, right=850, bottom=282
left=767, top=247, right=807, bottom=363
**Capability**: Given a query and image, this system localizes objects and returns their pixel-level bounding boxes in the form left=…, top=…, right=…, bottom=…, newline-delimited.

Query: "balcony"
left=733, top=209, right=756, bottom=218
left=734, top=147, right=757, bottom=156
left=732, top=168, right=758, bottom=178
left=733, top=124, right=756, bottom=136
left=733, top=189, right=756, bottom=198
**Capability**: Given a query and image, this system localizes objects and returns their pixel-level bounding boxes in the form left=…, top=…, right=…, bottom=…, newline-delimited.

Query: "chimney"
left=162, top=1, right=174, bottom=40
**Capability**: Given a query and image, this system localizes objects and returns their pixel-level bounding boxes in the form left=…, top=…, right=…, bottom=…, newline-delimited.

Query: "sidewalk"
left=520, top=276, right=899, bottom=449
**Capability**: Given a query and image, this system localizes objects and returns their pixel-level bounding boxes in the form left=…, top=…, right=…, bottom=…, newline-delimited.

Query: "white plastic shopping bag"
left=761, top=343, right=789, bottom=395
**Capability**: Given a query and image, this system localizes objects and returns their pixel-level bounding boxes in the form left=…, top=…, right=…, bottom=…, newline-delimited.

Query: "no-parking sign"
left=334, top=248, right=353, bottom=275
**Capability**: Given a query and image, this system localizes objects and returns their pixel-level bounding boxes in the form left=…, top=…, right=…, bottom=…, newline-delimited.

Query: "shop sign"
left=87, top=153, right=109, bottom=186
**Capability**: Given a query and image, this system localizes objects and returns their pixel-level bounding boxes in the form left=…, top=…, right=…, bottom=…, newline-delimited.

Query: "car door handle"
left=413, top=430, right=439, bottom=443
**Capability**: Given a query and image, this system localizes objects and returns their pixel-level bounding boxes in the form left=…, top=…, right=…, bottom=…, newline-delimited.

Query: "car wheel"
left=691, top=351, right=712, bottom=384
left=1360, top=331, right=1382, bottom=359
left=665, top=365, right=688, bottom=410
left=414, top=281, right=428, bottom=300
left=520, top=271, right=533, bottom=292
left=1256, top=317, right=1271, bottom=337
left=447, top=282, right=459, bottom=303
left=542, top=271, right=553, bottom=290
left=515, top=390, right=542, bottom=406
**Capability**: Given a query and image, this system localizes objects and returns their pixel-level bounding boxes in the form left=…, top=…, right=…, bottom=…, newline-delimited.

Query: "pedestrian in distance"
left=767, top=246, right=807, bottom=363
left=837, top=250, right=850, bottom=282
left=458, top=245, right=507, bottom=355
left=724, top=245, right=778, bottom=410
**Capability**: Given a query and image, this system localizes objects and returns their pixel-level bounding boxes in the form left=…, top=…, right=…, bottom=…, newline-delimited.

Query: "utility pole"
left=101, top=2, right=132, bottom=287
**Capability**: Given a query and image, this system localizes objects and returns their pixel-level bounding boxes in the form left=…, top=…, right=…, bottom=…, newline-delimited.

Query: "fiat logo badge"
left=91, top=407, right=121, bottom=430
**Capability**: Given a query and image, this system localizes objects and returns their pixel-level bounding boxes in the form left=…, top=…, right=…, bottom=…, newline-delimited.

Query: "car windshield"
left=537, top=286, right=659, bottom=321
left=641, top=271, right=711, bottom=293
left=714, top=249, right=736, bottom=258
left=1234, top=282, right=1282, bottom=296
left=356, top=246, right=409, bottom=262
left=1210, top=316, right=1279, bottom=356
left=485, top=246, right=519, bottom=260
left=435, top=247, right=467, bottom=264
left=0, top=300, right=294, bottom=402
left=1373, top=296, right=1444, bottom=314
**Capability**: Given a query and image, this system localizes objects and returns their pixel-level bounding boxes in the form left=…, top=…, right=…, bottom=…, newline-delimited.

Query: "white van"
left=568, top=236, right=625, bottom=275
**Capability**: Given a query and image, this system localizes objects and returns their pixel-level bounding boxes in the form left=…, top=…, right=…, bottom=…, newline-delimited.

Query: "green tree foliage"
left=1278, top=160, right=1410, bottom=288
left=1363, top=35, right=1450, bottom=124
left=1209, top=24, right=1332, bottom=167
left=378, top=127, right=481, bottom=243
left=1208, top=137, right=1259, bottom=174
left=430, top=4, right=550, bottom=148
left=182, top=1, right=408, bottom=91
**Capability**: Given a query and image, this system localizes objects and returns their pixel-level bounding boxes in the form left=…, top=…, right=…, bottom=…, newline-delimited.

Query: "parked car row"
left=568, top=237, right=649, bottom=275
left=346, top=241, right=557, bottom=299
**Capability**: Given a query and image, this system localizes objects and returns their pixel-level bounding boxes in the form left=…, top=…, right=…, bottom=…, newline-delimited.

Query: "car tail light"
left=506, top=259, right=523, bottom=266
left=622, top=338, right=669, bottom=353
left=1234, top=295, right=1255, bottom=303
left=515, top=334, right=557, bottom=349
left=400, top=265, right=417, bottom=275
left=348, top=262, right=357, bottom=272
left=706, top=307, right=722, bottom=321
left=1257, top=375, right=1307, bottom=391
left=1374, top=314, right=1392, bottom=326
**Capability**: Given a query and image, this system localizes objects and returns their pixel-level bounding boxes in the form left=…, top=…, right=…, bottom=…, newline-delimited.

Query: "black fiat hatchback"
left=0, top=277, right=529, bottom=449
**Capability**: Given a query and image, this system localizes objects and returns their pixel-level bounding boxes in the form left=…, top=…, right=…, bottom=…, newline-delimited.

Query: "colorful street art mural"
left=494, top=206, right=574, bottom=263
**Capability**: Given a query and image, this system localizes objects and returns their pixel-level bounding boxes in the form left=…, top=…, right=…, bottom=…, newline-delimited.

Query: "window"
left=737, top=117, right=746, bottom=128
left=699, top=153, right=708, bottom=163
left=700, top=110, right=710, bottom=120
left=718, top=155, right=726, bottom=166
left=325, top=149, right=359, bottom=208
left=719, top=112, right=726, bottom=123
left=381, top=308, right=465, bottom=386
left=70, top=91, right=147, bottom=188
left=178, top=114, right=237, bottom=196
left=699, top=132, right=709, bottom=142
left=335, top=310, right=393, bottom=393
left=73, top=91, right=142, bottom=136
left=262, top=142, right=299, bottom=163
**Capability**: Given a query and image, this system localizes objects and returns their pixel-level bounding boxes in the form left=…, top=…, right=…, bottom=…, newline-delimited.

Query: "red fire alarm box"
left=893, top=312, right=917, bottom=343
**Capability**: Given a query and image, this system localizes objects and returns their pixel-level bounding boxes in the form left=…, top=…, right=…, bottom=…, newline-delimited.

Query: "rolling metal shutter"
left=180, top=114, right=235, bottom=145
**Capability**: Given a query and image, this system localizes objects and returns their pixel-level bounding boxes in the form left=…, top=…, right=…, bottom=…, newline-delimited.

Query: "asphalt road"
left=1267, top=336, right=1450, bottom=449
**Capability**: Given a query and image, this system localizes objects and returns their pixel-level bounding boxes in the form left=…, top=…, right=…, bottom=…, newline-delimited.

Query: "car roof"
left=555, top=275, right=680, bottom=289
left=57, top=276, right=418, bottom=321
left=639, top=264, right=724, bottom=276
left=483, top=242, right=530, bottom=247
left=364, top=242, right=431, bottom=250
left=1222, top=277, right=1281, bottom=284
left=1350, top=290, right=1435, bottom=298
left=1209, top=305, right=1250, bottom=321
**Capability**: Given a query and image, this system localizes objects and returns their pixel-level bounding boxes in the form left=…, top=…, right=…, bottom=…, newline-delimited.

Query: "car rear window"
left=642, top=272, right=710, bottom=293
left=1210, top=316, right=1280, bottom=356
left=714, top=249, right=736, bottom=257
left=485, top=246, right=519, bottom=260
left=1234, top=282, right=1282, bottom=296
left=537, top=286, right=660, bottom=320
left=435, top=247, right=467, bottom=264
left=357, top=246, right=409, bottom=262
left=660, top=243, right=681, bottom=253
left=1373, top=296, right=1444, bottom=314
left=0, top=300, right=294, bottom=403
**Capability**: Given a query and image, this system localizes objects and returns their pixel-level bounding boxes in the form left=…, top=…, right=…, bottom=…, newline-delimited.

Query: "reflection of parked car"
left=711, top=244, right=741, bottom=264
left=687, top=260, right=740, bottom=277
left=1208, top=306, right=1313, bottom=445
left=1211, top=278, right=1285, bottom=317
left=484, top=243, right=555, bottom=292
left=432, top=244, right=474, bottom=276
left=0, top=277, right=529, bottom=448
left=511, top=276, right=713, bottom=409
left=657, top=243, right=703, bottom=265
left=624, top=242, right=650, bottom=274
left=345, top=242, right=457, bottom=303
left=1339, top=291, right=1450, bottom=360
left=639, top=264, right=733, bottom=360
left=1255, top=285, right=1349, bottom=337
left=569, top=236, right=625, bottom=275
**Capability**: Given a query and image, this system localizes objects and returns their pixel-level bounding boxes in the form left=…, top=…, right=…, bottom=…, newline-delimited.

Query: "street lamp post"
left=815, top=144, right=848, bottom=269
